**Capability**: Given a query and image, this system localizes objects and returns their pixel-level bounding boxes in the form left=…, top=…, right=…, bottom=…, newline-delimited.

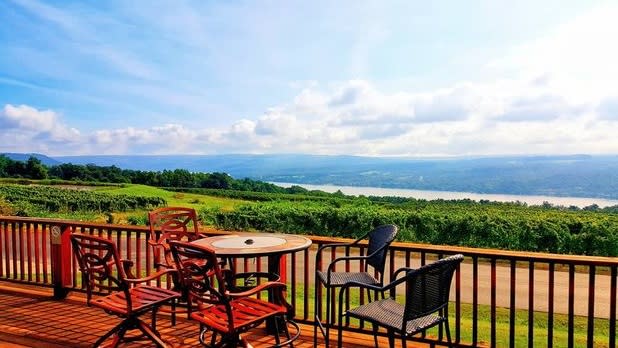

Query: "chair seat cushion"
left=346, top=298, right=444, bottom=335
left=190, top=297, right=288, bottom=334
left=92, top=285, right=179, bottom=316
left=317, top=271, right=380, bottom=287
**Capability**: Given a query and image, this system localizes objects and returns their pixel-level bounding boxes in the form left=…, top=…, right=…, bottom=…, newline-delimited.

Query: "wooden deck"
left=0, top=282, right=427, bottom=348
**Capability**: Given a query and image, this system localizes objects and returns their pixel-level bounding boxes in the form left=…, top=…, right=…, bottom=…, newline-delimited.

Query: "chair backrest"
left=168, top=240, right=227, bottom=307
left=148, top=207, right=200, bottom=267
left=403, top=254, right=463, bottom=326
left=148, top=206, right=200, bottom=238
left=70, top=234, right=131, bottom=309
left=366, top=224, right=398, bottom=273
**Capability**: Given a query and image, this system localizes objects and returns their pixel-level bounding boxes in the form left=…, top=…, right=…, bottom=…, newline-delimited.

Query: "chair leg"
left=444, top=319, right=453, bottom=347
left=272, top=317, right=300, bottom=348
left=137, top=319, right=167, bottom=348
left=239, top=334, right=252, bottom=348
left=313, top=275, right=321, bottom=348
left=219, top=334, right=240, bottom=348
left=211, top=331, right=218, bottom=347
left=282, top=317, right=293, bottom=348
left=401, top=333, right=407, bottom=348
left=152, top=307, right=158, bottom=331
left=171, top=298, right=176, bottom=326
left=336, top=313, right=344, bottom=348
left=109, top=325, right=128, bottom=348
left=336, top=287, right=349, bottom=348
left=187, top=294, right=193, bottom=319
left=387, top=328, right=395, bottom=348
left=372, top=323, right=379, bottom=348
left=273, top=315, right=281, bottom=346
left=93, top=319, right=127, bottom=347
left=325, top=284, right=331, bottom=347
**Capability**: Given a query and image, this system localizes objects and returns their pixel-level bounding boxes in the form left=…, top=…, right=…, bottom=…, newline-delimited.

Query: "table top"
left=192, top=232, right=312, bottom=258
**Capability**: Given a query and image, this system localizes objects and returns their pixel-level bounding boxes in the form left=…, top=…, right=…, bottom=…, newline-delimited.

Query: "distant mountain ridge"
left=1, top=153, right=61, bottom=166
left=49, top=153, right=618, bottom=200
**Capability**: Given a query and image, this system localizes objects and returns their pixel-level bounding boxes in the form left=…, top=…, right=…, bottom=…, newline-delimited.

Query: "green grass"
left=97, top=184, right=247, bottom=210
left=90, top=184, right=249, bottom=225
left=1, top=181, right=248, bottom=224
left=34, top=211, right=104, bottom=221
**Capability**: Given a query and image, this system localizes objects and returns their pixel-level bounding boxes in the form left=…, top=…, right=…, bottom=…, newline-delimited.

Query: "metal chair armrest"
left=326, top=255, right=371, bottom=275
left=125, top=268, right=178, bottom=284
left=315, top=232, right=368, bottom=263
left=226, top=281, right=286, bottom=298
left=226, top=271, right=280, bottom=292
left=391, top=266, right=415, bottom=280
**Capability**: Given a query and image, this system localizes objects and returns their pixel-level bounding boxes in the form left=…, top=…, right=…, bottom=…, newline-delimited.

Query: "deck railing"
left=0, top=216, right=616, bottom=347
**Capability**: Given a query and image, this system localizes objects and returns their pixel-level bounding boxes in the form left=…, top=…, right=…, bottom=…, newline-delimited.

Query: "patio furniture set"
left=70, top=207, right=463, bottom=347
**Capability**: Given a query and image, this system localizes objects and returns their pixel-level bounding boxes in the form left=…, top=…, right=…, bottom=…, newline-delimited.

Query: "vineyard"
left=0, top=184, right=166, bottom=215
left=201, top=198, right=618, bottom=257
left=1, top=179, right=617, bottom=257
left=170, top=187, right=338, bottom=203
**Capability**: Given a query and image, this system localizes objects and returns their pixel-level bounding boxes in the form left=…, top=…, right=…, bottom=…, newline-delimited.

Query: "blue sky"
left=1, top=0, right=617, bottom=156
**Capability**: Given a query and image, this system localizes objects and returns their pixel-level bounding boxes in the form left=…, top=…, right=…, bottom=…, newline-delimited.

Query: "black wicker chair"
left=313, top=224, right=398, bottom=347
left=336, top=254, right=464, bottom=348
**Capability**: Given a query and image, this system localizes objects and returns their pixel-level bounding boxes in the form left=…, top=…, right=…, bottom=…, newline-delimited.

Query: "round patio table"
left=193, top=232, right=312, bottom=278
left=193, top=233, right=312, bottom=333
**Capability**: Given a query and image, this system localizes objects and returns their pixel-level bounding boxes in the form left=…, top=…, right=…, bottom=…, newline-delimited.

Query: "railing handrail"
left=318, top=235, right=618, bottom=265
left=3, top=215, right=617, bottom=266
left=0, top=215, right=616, bottom=347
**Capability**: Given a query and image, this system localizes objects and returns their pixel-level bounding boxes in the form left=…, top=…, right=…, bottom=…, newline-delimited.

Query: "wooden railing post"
left=279, top=254, right=287, bottom=283
left=51, top=225, right=72, bottom=299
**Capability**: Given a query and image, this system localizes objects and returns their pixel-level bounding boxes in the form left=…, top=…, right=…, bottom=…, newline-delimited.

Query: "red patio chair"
left=148, top=206, right=278, bottom=321
left=169, top=240, right=300, bottom=347
left=148, top=206, right=205, bottom=271
left=71, top=233, right=180, bottom=348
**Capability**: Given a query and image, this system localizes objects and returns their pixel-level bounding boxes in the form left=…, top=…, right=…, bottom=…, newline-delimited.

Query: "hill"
left=1, top=153, right=61, bottom=166
left=52, top=154, right=618, bottom=199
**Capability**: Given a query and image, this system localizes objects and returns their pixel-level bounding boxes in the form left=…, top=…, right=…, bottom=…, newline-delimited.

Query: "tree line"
left=2, top=155, right=616, bottom=214
left=0, top=155, right=311, bottom=194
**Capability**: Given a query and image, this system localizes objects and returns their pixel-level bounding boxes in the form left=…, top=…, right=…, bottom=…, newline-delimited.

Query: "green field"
left=1, top=181, right=617, bottom=256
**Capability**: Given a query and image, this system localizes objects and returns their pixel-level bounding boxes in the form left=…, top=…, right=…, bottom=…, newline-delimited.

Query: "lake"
left=271, top=182, right=618, bottom=208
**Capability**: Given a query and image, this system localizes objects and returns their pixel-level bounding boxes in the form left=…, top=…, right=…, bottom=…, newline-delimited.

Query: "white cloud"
left=254, top=111, right=298, bottom=136
left=488, top=3, right=618, bottom=100
left=3, top=63, right=617, bottom=157
left=497, top=95, right=586, bottom=122
left=226, top=74, right=613, bottom=155
left=2, top=2, right=618, bottom=157
left=2, top=104, right=57, bottom=131
left=1, top=104, right=80, bottom=144
left=329, top=80, right=373, bottom=107
left=412, top=86, right=474, bottom=123
left=90, top=124, right=198, bottom=154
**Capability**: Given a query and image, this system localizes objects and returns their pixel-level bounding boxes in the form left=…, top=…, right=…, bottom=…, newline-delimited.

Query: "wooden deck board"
left=0, top=282, right=430, bottom=348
